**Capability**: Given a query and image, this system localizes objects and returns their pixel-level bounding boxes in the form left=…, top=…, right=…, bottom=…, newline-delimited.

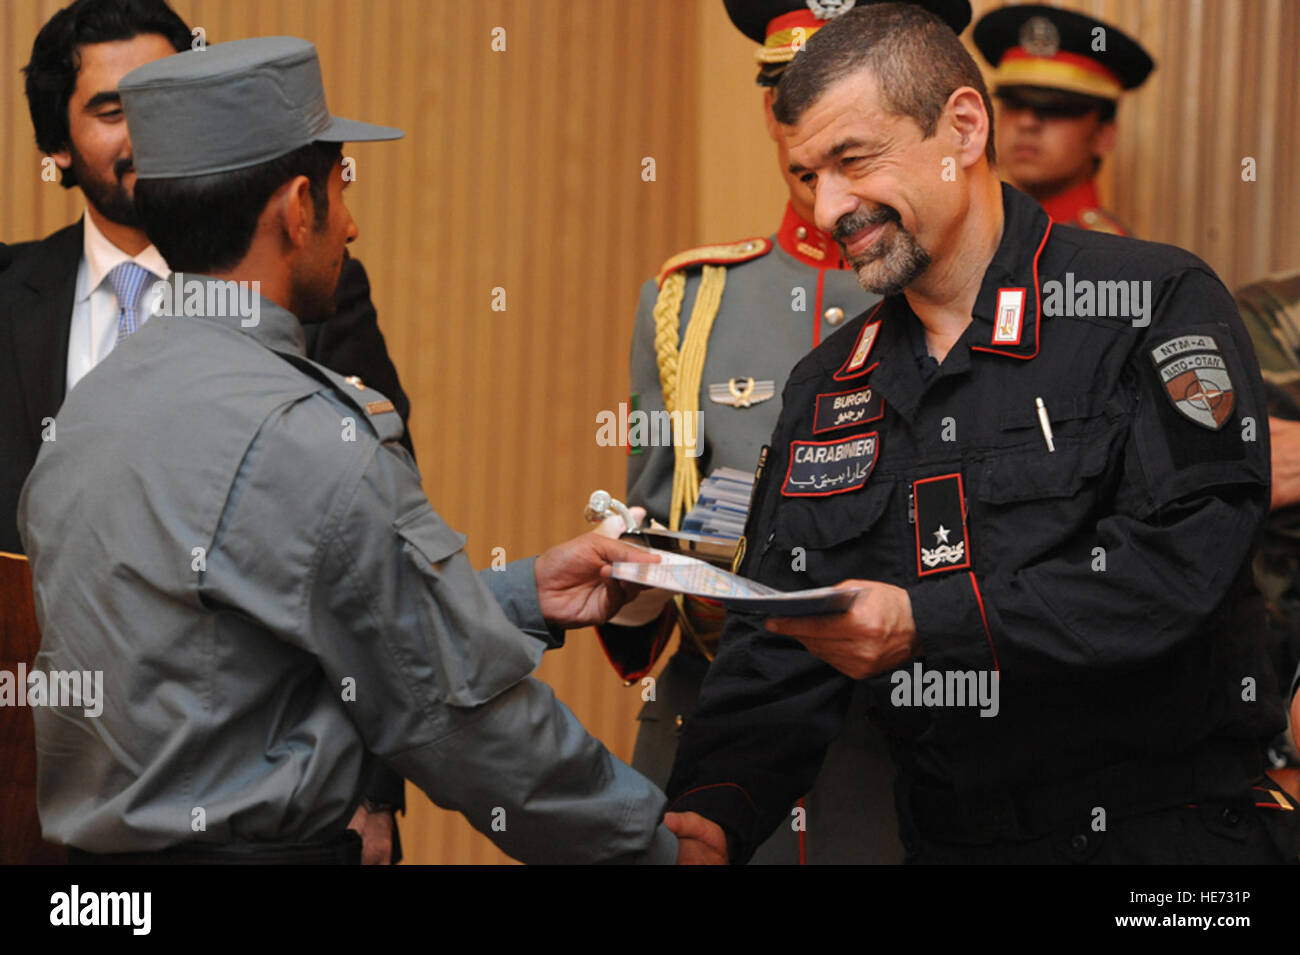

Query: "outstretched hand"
left=534, top=532, right=659, bottom=629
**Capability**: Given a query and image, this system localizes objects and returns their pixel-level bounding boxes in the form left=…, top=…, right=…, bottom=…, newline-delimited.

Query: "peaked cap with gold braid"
left=974, top=4, right=1154, bottom=104
left=724, top=0, right=973, bottom=85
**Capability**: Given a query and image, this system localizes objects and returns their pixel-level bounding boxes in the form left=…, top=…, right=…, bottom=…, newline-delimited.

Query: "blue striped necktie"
left=106, top=261, right=156, bottom=343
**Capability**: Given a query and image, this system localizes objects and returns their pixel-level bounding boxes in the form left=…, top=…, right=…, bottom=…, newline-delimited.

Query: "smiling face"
left=52, top=33, right=178, bottom=226
left=784, top=66, right=976, bottom=296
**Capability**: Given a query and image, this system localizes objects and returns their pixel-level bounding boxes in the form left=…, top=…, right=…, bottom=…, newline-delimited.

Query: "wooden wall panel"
left=2, top=0, right=1295, bottom=865
left=692, top=0, right=1300, bottom=290
left=2, top=0, right=699, bottom=865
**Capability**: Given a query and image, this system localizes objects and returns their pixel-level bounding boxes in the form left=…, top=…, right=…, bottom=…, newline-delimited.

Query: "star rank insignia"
left=913, top=473, right=971, bottom=576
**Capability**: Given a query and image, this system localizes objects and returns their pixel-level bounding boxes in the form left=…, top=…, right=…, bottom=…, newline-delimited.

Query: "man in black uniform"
left=664, top=3, right=1293, bottom=864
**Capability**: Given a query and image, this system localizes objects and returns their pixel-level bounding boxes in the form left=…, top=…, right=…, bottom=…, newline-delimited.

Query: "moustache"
left=833, top=206, right=900, bottom=243
left=114, top=158, right=135, bottom=180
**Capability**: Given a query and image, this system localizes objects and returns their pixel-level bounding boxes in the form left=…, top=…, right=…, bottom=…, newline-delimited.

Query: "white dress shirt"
left=65, top=210, right=170, bottom=393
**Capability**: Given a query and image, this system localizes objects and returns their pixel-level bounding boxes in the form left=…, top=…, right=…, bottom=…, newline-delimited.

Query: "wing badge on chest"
left=708, top=377, right=775, bottom=408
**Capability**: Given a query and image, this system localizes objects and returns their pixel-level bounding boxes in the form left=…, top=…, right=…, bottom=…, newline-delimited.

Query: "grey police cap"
left=118, top=36, right=403, bottom=179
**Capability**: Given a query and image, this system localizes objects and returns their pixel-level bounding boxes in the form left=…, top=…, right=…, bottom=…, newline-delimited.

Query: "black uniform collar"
left=968, top=182, right=1054, bottom=360
left=838, top=184, right=1052, bottom=423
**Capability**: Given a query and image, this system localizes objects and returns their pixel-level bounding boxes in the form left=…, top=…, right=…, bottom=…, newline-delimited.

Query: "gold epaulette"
left=655, top=237, right=772, bottom=288
left=1078, top=207, right=1130, bottom=236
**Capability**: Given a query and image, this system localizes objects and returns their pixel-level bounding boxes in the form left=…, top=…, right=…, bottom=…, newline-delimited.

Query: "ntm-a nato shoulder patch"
left=1149, top=334, right=1235, bottom=431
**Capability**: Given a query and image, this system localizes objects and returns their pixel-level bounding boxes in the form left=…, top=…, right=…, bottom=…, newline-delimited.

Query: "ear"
left=946, top=86, right=990, bottom=170
left=276, top=174, right=316, bottom=251
left=51, top=148, right=72, bottom=172
left=1092, top=119, right=1119, bottom=161
left=762, top=87, right=781, bottom=143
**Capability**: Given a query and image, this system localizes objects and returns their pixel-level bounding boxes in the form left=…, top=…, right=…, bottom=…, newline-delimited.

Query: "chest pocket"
left=767, top=479, right=902, bottom=588
left=970, top=418, right=1123, bottom=571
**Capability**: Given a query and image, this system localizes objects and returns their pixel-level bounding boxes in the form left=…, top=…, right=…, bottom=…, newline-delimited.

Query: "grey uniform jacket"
left=19, top=279, right=675, bottom=863
left=612, top=219, right=905, bottom=864
left=627, top=236, right=877, bottom=520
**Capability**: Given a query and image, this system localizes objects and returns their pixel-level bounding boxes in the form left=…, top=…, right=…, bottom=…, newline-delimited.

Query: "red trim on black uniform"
left=912, top=472, right=972, bottom=577
left=667, top=782, right=758, bottom=813
left=812, top=384, right=884, bottom=434
left=971, top=222, right=1053, bottom=360
left=781, top=432, right=879, bottom=498
left=969, top=571, right=1000, bottom=672
left=833, top=304, right=885, bottom=380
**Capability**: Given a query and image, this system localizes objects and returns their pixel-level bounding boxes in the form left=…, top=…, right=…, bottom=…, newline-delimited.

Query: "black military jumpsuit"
left=667, top=184, right=1292, bottom=864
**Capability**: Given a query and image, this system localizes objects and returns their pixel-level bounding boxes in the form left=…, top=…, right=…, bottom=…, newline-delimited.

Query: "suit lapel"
left=10, top=220, right=83, bottom=446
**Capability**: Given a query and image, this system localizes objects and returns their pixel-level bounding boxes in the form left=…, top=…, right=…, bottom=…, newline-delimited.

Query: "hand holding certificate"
left=609, top=549, right=862, bottom=616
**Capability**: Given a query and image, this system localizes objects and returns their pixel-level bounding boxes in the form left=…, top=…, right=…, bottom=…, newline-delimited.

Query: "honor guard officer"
left=19, top=37, right=677, bottom=864
left=664, top=4, right=1294, bottom=865
left=596, top=0, right=971, bottom=864
left=973, top=4, right=1154, bottom=235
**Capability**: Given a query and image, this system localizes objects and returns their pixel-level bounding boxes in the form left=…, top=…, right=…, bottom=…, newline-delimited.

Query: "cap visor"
left=318, top=114, right=404, bottom=142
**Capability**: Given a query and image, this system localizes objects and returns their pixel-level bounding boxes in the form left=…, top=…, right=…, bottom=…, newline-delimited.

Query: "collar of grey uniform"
left=154, top=271, right=306, bottom=356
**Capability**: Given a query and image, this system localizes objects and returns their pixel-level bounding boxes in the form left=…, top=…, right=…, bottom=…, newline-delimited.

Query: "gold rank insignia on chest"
left=709, top=377, right=775, bottom=408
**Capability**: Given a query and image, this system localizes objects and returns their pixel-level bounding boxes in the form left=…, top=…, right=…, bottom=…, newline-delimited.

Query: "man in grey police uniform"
left=19, top=37, right=677, bottom=864
left=595, top=0, right=971, bottom=864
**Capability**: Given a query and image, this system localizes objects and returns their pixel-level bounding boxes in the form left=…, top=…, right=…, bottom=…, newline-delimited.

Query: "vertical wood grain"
left=2, top=0, right=1295, bottom=864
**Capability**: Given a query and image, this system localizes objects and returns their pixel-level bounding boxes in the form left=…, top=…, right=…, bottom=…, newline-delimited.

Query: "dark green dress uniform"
left=668, top=184, right=1294, bottom=864
left=19, top=278, right=676, bottom=863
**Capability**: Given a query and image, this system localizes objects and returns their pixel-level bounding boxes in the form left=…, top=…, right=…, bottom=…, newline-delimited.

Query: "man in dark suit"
left=0, top=0, right=412, bottom=862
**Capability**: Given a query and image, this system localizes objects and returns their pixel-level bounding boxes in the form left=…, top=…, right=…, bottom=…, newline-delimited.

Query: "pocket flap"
left=394, top=503, right=467, bottom=567
left=776, top=479, right=895, bottom=549
left=976, top=440, right=1110, bottom=504
left=996, top=392, right=1106, bottom=431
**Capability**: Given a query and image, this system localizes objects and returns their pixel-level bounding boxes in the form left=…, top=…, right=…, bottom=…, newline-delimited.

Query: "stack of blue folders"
left=681, top=466, right=755, bottom=541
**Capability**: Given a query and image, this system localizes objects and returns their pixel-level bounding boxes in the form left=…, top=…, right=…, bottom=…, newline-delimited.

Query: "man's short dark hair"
left=134, top=142, right=342, bottom=274
left=23, top=0, right=192, bottom=189
left=774, top=2, right=997, bottom=165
